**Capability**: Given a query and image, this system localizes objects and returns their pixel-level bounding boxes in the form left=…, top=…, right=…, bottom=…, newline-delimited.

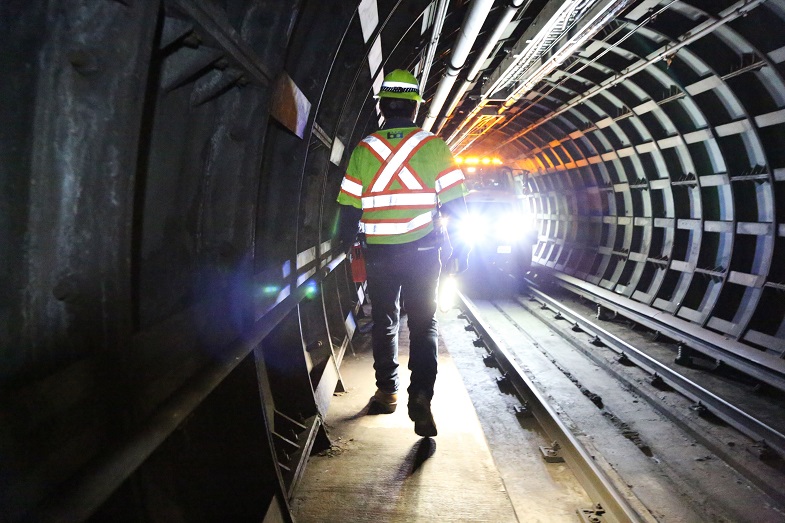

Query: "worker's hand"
left=445, top=254, right=469, bottom=275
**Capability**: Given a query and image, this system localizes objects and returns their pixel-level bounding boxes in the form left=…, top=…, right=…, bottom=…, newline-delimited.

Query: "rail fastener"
left=578, top=503, right=607, bottom=523
left=540, top=441, right=565, bottom=463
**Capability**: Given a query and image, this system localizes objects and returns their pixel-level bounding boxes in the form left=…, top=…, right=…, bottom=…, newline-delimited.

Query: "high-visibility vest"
left=337, top=127, right=466, bottom=245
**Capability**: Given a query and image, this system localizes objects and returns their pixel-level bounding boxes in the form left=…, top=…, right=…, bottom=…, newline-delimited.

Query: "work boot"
left=408, top=392, right=437, bottom=437
left=368, top=389, right=398, bottom=414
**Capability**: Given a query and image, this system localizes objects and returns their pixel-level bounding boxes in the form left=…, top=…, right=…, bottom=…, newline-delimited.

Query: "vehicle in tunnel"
left=455, top=156, right=537, bottom=283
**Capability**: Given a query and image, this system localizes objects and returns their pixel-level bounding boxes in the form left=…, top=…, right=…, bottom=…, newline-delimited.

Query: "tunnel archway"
left=3, top=1, right=785, bottom=520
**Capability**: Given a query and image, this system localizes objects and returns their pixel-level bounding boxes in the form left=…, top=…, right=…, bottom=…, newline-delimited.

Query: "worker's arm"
left=440, top=196, right=471, bottom=274
left=336, top=204, right=363, bottom=254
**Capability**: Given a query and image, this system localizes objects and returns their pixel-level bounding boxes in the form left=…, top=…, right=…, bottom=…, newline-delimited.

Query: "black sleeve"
left=337, top=204, right=363, bottom=253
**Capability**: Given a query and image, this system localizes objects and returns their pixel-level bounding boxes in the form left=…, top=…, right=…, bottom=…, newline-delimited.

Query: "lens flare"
left=438, top=275, right=458, bottom=312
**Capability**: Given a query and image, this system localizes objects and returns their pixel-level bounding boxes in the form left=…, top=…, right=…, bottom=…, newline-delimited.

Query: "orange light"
left=460, top=154, right=504, bottom=165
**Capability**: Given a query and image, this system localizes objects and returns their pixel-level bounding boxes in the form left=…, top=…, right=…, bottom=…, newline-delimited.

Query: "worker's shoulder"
left=357, top=127, right=450, bottom=153
left=368, top=127, right=421, bottom=141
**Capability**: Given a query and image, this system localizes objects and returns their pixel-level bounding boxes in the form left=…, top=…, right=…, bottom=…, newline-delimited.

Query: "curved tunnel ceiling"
left=407, top=0, right=785, bottom=361
left=466, top=0, right=785, bottom=358
left=4, top=0, right=783, bottom=391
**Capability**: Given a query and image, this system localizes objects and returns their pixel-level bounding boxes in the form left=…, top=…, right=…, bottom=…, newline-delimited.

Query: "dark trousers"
left=365, top=243, right=441, bottom=401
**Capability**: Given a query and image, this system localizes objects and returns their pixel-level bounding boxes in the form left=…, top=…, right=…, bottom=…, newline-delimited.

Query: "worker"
left=336, top=69, right=470, bottom=438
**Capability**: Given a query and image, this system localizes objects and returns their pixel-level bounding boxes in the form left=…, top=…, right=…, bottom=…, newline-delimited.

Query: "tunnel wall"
left=502, top=0, right=785, bottom=359
left=0, top=1, right=429, bottom=520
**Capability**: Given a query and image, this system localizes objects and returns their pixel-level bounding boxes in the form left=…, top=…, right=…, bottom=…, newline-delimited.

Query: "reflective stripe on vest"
left=361, top=192, right=436, bottom=209
left=362, top=135, right=422, bottom=190
left=340, top=176, right=363, bottom=198
left=359, top=210, right=435, bottom=236
left=366, top=131, right=432, bottom=193
left=435, top=168, right=465, bottom=193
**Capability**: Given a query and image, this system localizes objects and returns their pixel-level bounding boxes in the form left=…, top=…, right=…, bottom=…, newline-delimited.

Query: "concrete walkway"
left=290, top=318, right=518, bottom=523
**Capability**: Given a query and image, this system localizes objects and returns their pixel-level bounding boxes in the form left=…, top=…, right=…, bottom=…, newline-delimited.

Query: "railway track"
left=448, top=269, right=785, bottom=523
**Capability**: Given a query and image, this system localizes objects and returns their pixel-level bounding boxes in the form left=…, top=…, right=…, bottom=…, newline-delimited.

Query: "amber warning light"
left=455, top=156, right=503, bottom=165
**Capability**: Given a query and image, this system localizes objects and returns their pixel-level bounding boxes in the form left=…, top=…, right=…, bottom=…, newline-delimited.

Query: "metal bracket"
left=514, top=402, right=533, bottom=419
left=482, top=353, right=497, bottom=368
left=540, top=441, right=565, bottom=463
left=690, top=401, right=708, bottom=416
left=749, top=441, right=777, bottom=462
left=650, top=372, right=666, bottom=389
left=596, top=305, right=616, bottom=321
left=675, top=342, right=693, bottom=366
left=496, top=372, right=515, bottom=394
left=577, top=503, right=606, bottom=522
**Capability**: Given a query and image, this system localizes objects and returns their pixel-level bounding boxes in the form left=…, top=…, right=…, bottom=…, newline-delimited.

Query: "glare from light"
left=457, top=215, right=488, bottom=246
left=259, top=284, right=280, bottom=297
left=481, top=157, right=491, bottom=164
left=467, top=166, right=476, bottom=173
left=492, top=210, right=539, bottom=243
left=524, top=211, right=538, bottom=231
left=438, top=275, right=458, bottom=312
left=304, top=281, right=318, bottom=299
left=494, top=215, right=526, bottom=242
left=457, top=207, right=536, bottom=250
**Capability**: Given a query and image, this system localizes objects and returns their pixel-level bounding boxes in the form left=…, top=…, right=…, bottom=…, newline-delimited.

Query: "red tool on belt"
left=349, top=242, right=366, bottom=283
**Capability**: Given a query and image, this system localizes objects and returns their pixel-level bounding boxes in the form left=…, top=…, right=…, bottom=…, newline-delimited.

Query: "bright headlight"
left=457, top=215, right=488, bottom=246
left=494, top=213, right=526, bottom=242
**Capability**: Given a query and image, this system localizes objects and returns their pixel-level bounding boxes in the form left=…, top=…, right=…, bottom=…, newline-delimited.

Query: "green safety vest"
left=337, top=127, right=467, bottom=245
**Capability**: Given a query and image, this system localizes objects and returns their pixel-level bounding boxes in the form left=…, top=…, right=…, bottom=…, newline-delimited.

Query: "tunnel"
left=3, top=1, right=785, bottom=521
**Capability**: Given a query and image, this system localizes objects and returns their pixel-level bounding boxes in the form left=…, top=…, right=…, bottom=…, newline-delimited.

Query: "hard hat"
left=375, top=69, right=424, bottom=102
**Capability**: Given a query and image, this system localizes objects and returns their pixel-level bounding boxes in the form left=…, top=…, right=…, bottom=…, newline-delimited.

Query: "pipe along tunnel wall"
left=3, top=1, right=785, bottom=520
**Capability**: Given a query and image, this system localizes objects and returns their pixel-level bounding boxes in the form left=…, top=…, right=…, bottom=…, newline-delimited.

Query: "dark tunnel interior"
left=2, top=0, right=785, bottom=520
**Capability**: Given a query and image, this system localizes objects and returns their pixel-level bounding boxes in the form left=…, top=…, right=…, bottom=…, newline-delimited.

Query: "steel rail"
left=551, top=273, right=785, bottom=392
left=457, top=291, right=650, bottom=523
left=524, top=285, right=785, bottom=461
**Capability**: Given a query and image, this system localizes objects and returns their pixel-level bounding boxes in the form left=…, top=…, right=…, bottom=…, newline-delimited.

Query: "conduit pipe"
left=435, top=0, right=533, bottom=133
left=418, top=0, right=450, bottom=110
left=488, top=0, right=764, bottom=152
left=422, top=0, right=495, bottom=132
